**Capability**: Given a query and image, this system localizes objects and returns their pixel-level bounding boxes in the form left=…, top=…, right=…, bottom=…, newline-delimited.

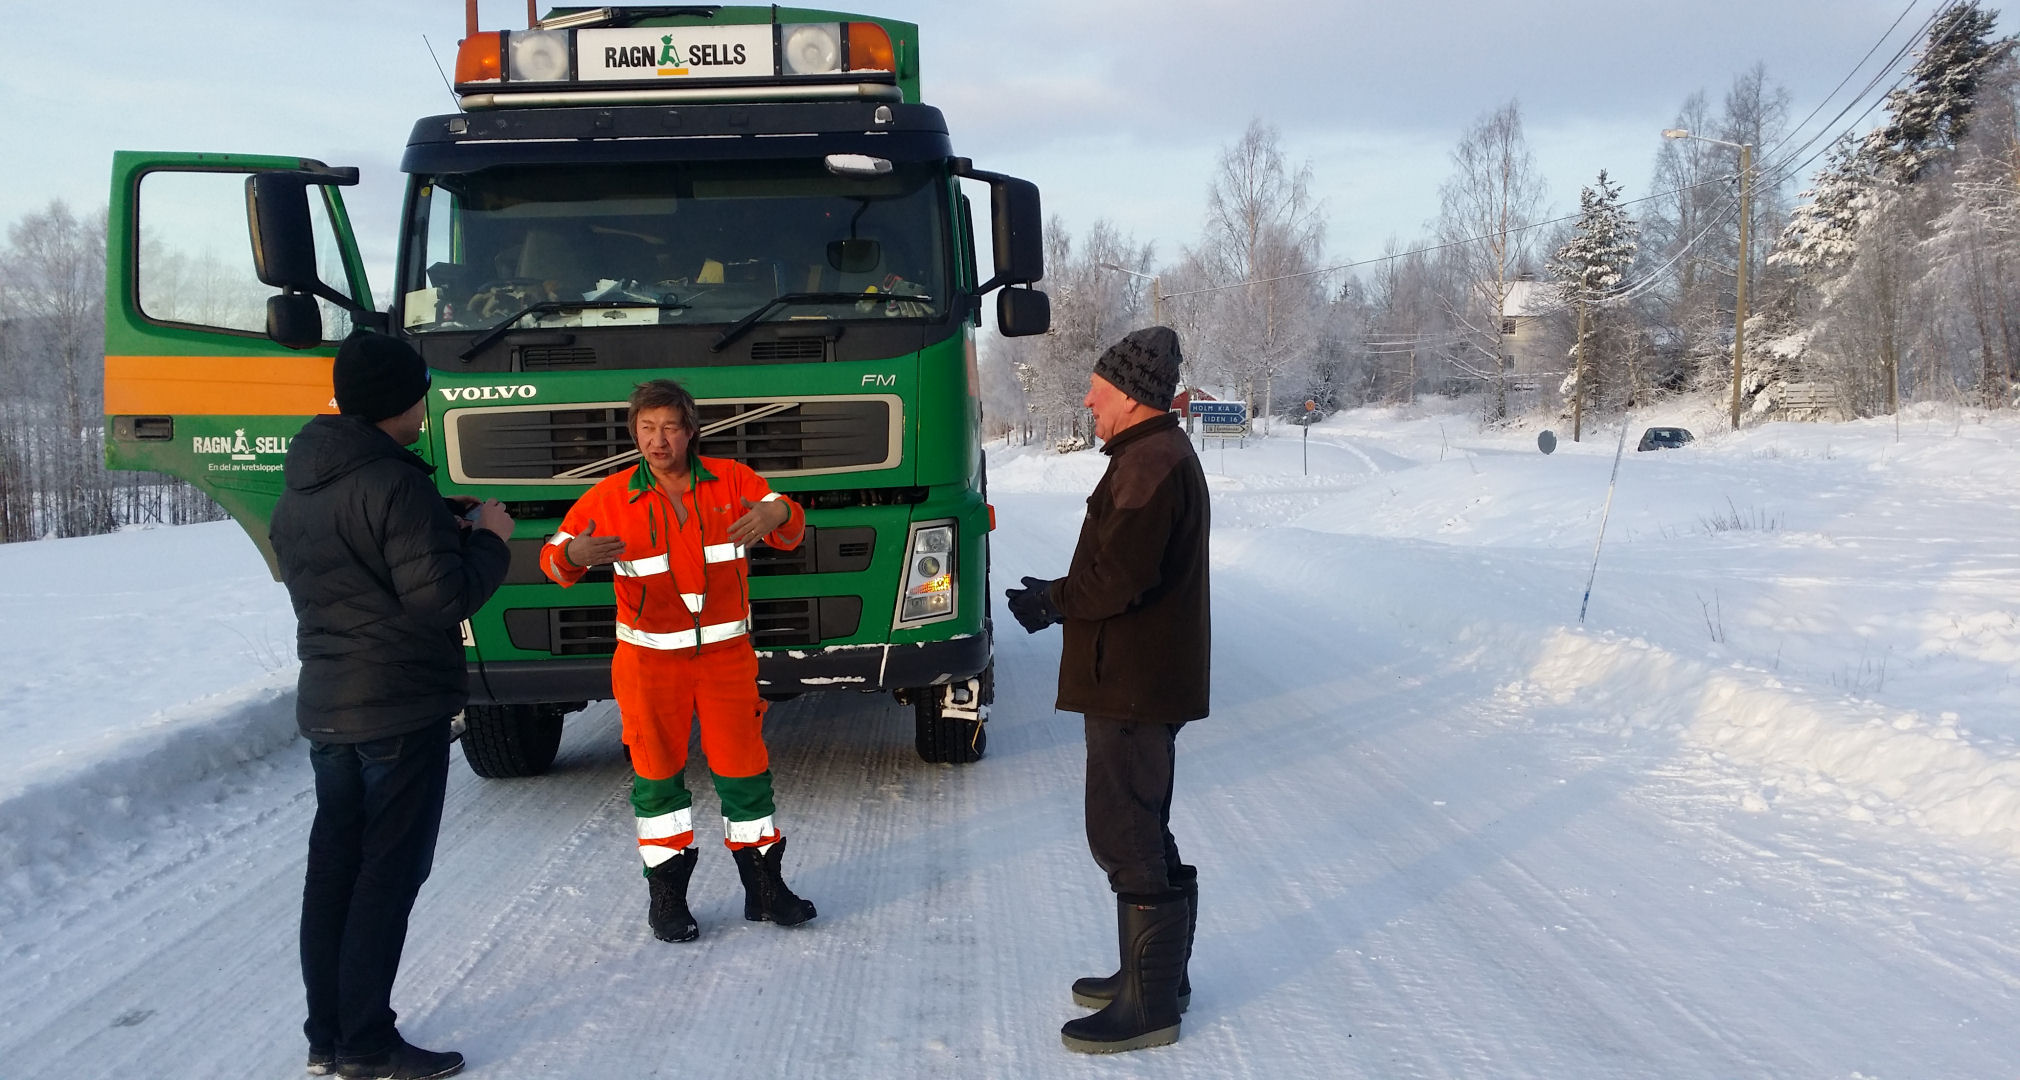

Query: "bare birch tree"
left=1436, top=101, right=1545, bottom=419
left=1186, top=119, right=1326, bottom=432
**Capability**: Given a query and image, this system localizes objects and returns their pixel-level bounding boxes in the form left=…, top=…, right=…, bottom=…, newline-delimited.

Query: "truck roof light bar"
left=453, top=15, right=895, bottom=105
left=457, top=82, right=900, bottom=110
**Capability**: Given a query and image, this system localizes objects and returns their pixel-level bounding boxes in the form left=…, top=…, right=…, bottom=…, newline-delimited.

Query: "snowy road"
left=5, top=409, right=2020, bottom=1078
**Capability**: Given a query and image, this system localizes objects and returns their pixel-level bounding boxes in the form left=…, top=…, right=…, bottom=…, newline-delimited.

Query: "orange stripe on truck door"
left=104, top=354, right=338, bottom=416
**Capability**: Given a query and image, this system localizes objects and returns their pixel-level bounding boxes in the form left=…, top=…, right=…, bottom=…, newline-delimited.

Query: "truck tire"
left=913, top=663, right=990, bottom=765
left=462, top=703, right=568, bottom=778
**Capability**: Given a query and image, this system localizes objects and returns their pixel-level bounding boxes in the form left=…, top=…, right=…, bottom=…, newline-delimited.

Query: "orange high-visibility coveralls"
left=541, top=456, right=804, bottom=868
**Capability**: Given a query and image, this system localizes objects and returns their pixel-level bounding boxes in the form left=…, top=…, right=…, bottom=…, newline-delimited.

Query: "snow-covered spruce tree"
left=1865, top=2, right=2008, bottom=184
left=1920, top=50, right=2020, bottom=407
left=1548, top=172, right=1639, bottom=425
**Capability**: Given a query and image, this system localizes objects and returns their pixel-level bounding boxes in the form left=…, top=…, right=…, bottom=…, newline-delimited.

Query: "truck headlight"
left=896, top=521, right=956, bottom=626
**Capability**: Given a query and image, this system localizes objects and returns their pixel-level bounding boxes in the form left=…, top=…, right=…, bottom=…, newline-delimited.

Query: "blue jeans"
left=301, top=722, right=451, bottom=1059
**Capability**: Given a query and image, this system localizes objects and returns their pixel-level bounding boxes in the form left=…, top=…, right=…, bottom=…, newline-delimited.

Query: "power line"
left=1150, top=2, right=1960, bottom=312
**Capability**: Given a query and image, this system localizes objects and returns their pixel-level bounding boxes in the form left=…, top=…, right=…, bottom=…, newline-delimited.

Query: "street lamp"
left=1096, top=262, right=1164, bottom=325
left=1664, top=128, right=1752, bottom=431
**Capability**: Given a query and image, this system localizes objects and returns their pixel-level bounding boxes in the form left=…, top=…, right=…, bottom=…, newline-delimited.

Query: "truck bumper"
left=469, top=633, right=991, bottom=705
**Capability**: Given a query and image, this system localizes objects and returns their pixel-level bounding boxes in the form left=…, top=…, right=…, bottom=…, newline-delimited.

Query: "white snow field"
left=4, top=402, right=2020, bottom=1079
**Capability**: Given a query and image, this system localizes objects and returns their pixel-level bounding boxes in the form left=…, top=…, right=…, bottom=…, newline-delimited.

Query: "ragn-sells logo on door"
left=192, top=428, right=289, bottom=473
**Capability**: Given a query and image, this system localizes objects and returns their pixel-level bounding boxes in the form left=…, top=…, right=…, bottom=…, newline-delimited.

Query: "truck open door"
left=103, top=151, right=374, bottom=574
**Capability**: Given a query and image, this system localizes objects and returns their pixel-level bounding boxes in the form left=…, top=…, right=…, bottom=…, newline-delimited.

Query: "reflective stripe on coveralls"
left=615, top=618, right=750, bottom=651
left=637, top=805, right=694, bottom=867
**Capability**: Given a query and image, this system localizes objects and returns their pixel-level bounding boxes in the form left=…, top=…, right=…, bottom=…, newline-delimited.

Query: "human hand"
left=1005, top=575, right=1064, bottom=633
left=727, top=497, right=790, bottom=546
left=565, top=520, right=626, bottom=566
left=474, top=499, right=515, bottom=541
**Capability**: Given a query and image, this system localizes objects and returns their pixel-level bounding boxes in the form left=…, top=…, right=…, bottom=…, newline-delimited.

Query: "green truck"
left=102, top=6, right=1049, bottom=776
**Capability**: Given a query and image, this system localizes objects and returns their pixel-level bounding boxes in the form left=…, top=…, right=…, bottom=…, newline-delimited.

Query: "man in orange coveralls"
left=542, top=379, right=817, bottom=942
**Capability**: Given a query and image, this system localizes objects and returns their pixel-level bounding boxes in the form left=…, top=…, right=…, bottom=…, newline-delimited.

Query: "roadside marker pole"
left=1579, top=417, right=1631, bottom=624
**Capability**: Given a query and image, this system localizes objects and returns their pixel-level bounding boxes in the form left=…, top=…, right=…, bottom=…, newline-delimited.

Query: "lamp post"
left=1664, top=128, right=1752, bottom=431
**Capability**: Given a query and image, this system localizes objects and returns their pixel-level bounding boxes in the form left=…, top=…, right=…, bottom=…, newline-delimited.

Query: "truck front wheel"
left=913, top=666, right=990, bottom=764
left=461, top=703, right=570, bottom=778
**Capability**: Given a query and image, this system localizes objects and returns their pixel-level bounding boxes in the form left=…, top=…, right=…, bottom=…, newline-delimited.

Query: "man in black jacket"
left=1005, top=325, right=1210, bottom=1054
left=271, top=332, right=512, bottom=1080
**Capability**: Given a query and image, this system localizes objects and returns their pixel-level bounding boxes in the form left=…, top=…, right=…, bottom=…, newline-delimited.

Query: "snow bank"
left=0, top=677, right=298, bottom=912
left=1518, top=629, right=2020, bottom=857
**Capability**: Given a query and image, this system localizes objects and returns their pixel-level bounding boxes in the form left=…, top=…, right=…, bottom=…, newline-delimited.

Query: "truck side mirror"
left=266, top=294, right=324, bottom=351
left=988, top=177, right=1043, bottom=288
left=247, top=174, right=321, bottom=291
left=951, top=160, right=1045, bottom=292
left=997, top=286, right=1049, bottom=337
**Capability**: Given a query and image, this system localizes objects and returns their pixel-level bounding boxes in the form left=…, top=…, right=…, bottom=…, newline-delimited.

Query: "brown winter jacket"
left=1050, top=412, right=1211, bottom=722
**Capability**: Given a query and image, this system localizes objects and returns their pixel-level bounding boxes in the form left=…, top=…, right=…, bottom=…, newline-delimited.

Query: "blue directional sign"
left=1187, top=400, right=1248, bottom=423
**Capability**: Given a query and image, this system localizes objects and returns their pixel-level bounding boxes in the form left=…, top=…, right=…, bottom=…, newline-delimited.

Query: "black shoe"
left=1072, top=864, right=1197, bottom=1012
left=308, top=1045, right=335, bottom=1075
left=731, top=835, right=817, bottom=926
left=1061, top=892, right=1188, bottom=1054
left=648, top=847, right=700, bottom=943
left=335, top=1036, right=464, bottom=1080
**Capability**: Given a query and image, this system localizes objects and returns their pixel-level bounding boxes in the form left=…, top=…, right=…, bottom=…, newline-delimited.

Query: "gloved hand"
left=1005, top=575, right=1065, bottom=634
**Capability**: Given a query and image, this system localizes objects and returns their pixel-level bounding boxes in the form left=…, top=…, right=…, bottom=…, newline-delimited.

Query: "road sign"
left=1188, top=400, right=1247, bottom=423
left=1201, top=422, right=1248, bottom=435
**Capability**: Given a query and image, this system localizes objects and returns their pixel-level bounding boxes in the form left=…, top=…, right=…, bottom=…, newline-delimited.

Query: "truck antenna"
left=422, top=35, right=461, bottom=110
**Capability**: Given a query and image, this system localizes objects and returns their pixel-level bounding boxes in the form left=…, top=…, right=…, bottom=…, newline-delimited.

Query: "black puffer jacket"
left=271, top=414, right=510, bottom=743
left=1050, top=412, right=1211, bottom=722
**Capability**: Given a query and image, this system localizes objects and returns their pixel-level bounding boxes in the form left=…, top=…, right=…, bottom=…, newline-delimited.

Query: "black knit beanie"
left=1092, top=326, right=1182, bottom=411
left=333, top=332, right=431, bottom=423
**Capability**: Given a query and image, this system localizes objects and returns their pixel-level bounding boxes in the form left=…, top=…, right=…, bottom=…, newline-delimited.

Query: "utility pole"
left=1572, top=300, right=1588, bottom=441
left=1663, top=129, right=1752, bottom=431
left=1732, top=141, right=1751, bottom=432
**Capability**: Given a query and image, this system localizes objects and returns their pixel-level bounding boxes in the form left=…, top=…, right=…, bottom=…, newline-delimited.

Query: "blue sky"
left=1, top=0, right=1981, bottom=285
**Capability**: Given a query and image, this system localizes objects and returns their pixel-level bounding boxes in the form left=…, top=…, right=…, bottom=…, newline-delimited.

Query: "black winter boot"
left=1073, top=864, right=1196, bottom=1012
left=1061, top=892, right=1188, bottom=1053
left=647, top=847, right=700, bottom=943
left=334, top=1035, right=464, bottom=1080
left=731, top=835, right=817, bottom=926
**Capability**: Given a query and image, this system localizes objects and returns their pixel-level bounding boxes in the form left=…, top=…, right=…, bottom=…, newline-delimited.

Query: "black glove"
left=1005, top=575, right=1065, bottom=634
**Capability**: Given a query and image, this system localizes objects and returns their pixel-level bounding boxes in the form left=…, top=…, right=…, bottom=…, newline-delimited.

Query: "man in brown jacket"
left=1005, top=325, right=1210, bottom=1054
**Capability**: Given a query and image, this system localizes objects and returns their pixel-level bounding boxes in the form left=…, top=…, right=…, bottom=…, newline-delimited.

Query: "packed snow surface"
left=4, top=401, right=2019, bottom=1078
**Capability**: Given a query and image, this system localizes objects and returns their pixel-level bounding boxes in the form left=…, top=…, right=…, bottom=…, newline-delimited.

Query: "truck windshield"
left=402, top=159, right=948, bottom=334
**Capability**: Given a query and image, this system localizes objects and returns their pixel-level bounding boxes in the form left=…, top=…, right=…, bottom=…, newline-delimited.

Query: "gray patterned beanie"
left=1092, top=326, right=1182, bottom=411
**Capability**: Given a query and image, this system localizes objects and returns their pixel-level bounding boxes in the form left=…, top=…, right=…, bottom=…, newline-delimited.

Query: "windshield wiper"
left=459, top=298, right=690, bottom=361
left=710, top=291, right=933, bottom=353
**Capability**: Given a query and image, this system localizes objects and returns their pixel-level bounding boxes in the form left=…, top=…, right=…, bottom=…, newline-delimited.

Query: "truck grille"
left=503, top=598, right=865, bottom=653
left=446, top=395, right=900, bottom=485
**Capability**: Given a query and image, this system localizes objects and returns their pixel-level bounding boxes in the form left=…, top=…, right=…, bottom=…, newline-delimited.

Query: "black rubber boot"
left=1061, top=892, right=1188, bottom=1054
left=1073, top=864, right=1196, bottom=1012
left=334, top=1035, right=464, bottom=1080
left=647, top=847, right=700, bottom=943
left=731, top=835, right=817, bottom=926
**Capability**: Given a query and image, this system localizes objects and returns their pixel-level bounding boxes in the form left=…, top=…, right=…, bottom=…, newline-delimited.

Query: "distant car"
left=1636, top=426, right=1695, bottom=452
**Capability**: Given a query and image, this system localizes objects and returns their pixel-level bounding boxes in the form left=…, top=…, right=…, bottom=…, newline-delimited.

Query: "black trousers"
left=1083, top=717, right=1186, bottom=897
left=301, top=721, right=451, bottom=1060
